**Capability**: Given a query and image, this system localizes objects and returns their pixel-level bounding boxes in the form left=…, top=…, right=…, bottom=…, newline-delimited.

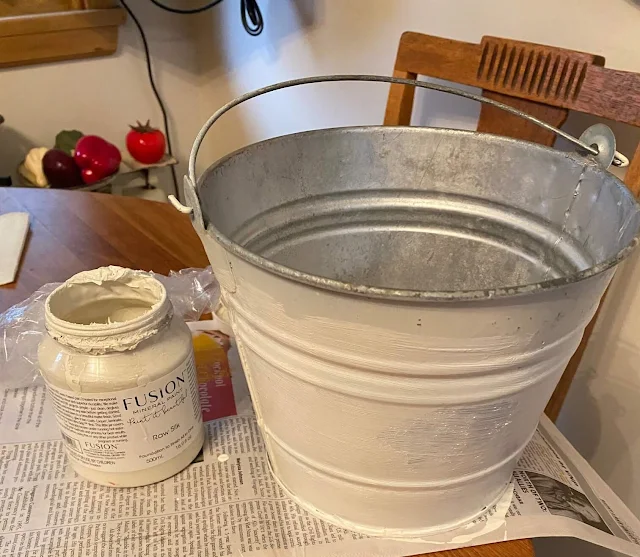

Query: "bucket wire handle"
left=175, top=74, right=628, bottom=217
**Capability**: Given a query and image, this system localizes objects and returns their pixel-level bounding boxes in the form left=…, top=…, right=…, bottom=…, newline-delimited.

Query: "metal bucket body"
left=194, top=127, right=640, bottom=535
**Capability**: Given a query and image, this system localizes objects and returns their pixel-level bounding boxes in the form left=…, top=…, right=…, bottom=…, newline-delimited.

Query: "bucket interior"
left=198, top=127, right=640, bottom=293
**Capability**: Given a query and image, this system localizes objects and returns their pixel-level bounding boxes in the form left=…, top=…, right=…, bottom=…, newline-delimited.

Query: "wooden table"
left=0, top=188, right=535, bottom=557
left=0, top=187, right=209, bottom=310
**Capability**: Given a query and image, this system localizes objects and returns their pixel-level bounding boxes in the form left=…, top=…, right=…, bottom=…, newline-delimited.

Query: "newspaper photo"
left=1, top=321, right=640, bottom=556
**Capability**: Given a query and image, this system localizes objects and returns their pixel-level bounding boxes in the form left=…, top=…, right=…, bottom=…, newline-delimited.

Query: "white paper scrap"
left=0, top=212, right=29, bottom=286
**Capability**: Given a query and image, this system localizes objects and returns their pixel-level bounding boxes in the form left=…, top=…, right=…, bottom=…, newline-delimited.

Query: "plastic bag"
left=152, top=267, right=220, bottom=323
left=0, top=267, right=219, bottom=389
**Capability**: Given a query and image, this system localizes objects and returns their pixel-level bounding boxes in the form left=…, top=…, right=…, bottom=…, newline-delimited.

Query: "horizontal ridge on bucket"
left=230, top=188, right=592, bottom=291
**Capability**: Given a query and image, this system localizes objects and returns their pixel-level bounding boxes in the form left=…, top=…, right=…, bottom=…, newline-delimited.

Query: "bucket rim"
left=198, top=126, right=640, bottom=302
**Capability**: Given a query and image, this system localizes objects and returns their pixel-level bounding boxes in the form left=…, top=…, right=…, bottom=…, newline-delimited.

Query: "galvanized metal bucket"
left=173, top=76, right=640, bottom=536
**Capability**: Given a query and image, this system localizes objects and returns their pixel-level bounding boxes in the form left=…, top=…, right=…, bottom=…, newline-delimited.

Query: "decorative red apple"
left=74, top=135, right=121, bottom=184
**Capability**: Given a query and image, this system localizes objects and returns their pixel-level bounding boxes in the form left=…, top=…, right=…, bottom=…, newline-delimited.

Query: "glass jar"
left=38, top=266, right=204, bottom=487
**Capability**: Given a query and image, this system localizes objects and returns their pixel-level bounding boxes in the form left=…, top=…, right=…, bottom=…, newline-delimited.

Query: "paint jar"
left=38, top=266, right=204, bottom=487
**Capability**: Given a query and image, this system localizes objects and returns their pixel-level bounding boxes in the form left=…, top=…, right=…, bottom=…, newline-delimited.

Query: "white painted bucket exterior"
left=182, top=109, right=640, bottom=535
left=199, top=232, right=613, bottom=536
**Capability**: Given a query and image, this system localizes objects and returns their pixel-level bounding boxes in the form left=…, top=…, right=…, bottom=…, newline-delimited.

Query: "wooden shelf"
left=0, top=6, right=125, bottom=68
left=0, top=1, right=81, bottom=17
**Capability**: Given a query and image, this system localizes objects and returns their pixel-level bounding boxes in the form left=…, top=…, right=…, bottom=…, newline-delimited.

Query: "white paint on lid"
left=44, top=266, right=170, bottom=354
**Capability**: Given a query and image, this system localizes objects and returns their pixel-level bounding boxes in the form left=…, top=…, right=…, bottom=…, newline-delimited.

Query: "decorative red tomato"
left=126, top=121, right=166, bottom=164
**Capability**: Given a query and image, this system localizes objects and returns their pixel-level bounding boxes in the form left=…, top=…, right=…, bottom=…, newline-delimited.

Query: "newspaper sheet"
left=1, top=327, right=640, bottom=556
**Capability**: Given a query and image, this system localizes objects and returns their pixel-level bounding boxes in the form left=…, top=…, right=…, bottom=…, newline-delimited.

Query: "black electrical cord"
left=240, top=0, right=263, bottom=36
left=148, top=0, right=223, bottom=14
left=149, top=0, right=264, bottom=36
left=119, top=0, right=179, bottom=198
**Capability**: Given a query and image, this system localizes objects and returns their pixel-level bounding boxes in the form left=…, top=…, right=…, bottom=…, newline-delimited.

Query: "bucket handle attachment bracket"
left=175, top=74, right=628, bottom=220
left=170, top=176, right=205, bottom=231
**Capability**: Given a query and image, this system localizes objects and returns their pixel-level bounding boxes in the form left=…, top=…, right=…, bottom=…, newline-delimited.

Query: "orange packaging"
left=190, top=326, right=236, bottom=421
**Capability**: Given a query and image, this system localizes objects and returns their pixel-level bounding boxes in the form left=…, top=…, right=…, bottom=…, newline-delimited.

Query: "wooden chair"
left=384, top=32, right=640, bottom=424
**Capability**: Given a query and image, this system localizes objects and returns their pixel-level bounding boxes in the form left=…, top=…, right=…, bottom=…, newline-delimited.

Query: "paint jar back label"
left=45, top=354, right=202, bottom=474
